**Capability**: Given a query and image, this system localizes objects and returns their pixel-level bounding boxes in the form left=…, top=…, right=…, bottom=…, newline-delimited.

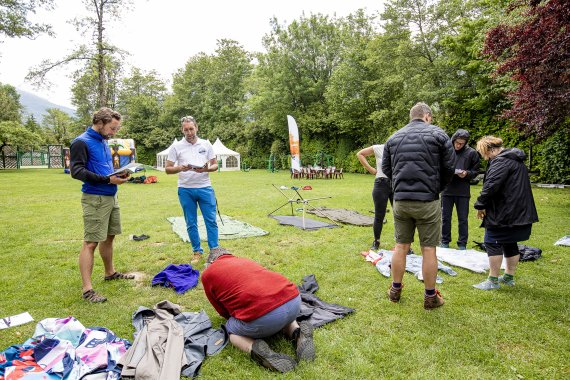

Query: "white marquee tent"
left=156, top=138, right=241, bottom=171
left=212, top=138, right=240, bottom=171
left=156, top=138, right=178, bottom=171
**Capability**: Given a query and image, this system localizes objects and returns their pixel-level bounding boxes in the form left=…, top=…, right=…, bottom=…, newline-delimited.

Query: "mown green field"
left=0, top=168, right=568, bottom=379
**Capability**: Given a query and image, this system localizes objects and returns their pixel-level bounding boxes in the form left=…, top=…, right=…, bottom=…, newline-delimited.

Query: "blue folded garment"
left=152, top=264, right=200, bottom=294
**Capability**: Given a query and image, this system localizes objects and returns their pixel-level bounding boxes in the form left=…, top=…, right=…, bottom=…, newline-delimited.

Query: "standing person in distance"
left=70, top=107, right=134, bottom=303
left=166, top=116, right=219, bottom=264
left=382, top=102, right=455, bottom=309
left=473, top=136, right=538, bottom=290
left=440, top=129, right=480, bottom=250
left=356, top=144, right=393, bottom=250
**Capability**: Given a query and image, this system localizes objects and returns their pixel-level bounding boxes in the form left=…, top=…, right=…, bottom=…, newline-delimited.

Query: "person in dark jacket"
left=202, top=248, right=315, bottom=373
left=382, top=102, right=455, bottom=309
left=473, top=136, right=539, bottom=290
left=70, top=107, right=134, bottom=303
left=440, top=129, right=480, bottom=250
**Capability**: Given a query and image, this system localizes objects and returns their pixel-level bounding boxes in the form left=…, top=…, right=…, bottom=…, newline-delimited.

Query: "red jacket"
left=202, top=255, right=299, bottom=322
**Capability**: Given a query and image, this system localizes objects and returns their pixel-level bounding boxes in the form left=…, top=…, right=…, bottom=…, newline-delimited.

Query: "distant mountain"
left=16, top=89, right=76, bottom=124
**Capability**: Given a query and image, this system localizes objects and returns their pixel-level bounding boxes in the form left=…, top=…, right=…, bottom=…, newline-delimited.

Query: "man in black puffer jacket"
left=382, top=102, right=455, bottom=309
left=441, top=129, right=480, bottom=250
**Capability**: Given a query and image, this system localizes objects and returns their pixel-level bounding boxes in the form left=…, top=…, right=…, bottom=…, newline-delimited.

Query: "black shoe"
left=251, top=339, right=296, bottom=373
left=371, top=240, right=380, bottom=250
left=292, top=321, right=315, bottom=361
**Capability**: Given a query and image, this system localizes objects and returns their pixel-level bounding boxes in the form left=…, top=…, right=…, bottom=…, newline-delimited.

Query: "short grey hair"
left=180, top=115, right=197, bottom=127
left=409, top=102, right=432, bottom=121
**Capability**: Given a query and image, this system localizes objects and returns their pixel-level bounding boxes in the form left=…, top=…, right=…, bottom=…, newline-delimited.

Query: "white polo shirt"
left=167, top=138, right=216, bottom=188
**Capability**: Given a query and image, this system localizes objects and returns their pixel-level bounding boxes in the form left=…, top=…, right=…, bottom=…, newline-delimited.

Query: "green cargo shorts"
left=81, top=193, right=121, bottom=242
left=393, top=199, right=441, bottom=247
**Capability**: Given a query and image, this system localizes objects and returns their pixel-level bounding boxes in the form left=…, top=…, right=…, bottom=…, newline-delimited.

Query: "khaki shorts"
left=81, top=193, right=121, bottom=242
left=393, top=199, right=441, bottom=247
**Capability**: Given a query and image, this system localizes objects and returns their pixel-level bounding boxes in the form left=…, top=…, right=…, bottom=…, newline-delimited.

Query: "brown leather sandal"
left=82, top=289, right=107, bottom=303
left=104, top=272, right=135, bottom=281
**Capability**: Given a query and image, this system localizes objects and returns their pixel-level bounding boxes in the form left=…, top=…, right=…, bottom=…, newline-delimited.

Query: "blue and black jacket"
left=70, top=127, right=117, bottom=196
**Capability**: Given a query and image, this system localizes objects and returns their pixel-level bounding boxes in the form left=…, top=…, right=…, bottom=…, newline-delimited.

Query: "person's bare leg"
left=421, top=246, right=437, bottom=289
left=79, top=241, right=98, bottom=292
left=99, top=235, right=116, bottom=277
left=488, top=255, right=503, bottom=278
left=504, top=254, right=520, bottom=275
left=230, top=334, right=255, bottom=353
left=283, top=321, right=300, bottom=338
left=392, top=243, right=410, bottom=283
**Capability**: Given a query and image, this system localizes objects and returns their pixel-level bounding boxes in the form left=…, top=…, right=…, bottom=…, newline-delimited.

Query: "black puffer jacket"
left=474, top=148, right=539, bottom=228
left=382, top=119, right=455, bottom=201
left=442, top=129, right=481, bottom=197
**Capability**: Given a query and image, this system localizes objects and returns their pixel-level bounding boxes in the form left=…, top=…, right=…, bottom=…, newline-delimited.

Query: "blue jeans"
left=225, top=295, right=301, bottom=338
left=178, top=187, right=219, bottom=253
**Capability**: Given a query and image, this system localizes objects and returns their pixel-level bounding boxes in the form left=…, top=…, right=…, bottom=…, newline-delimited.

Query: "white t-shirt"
left=167, top=138, right=216, bottom=188
left=373, top=144, right=388, bottom=179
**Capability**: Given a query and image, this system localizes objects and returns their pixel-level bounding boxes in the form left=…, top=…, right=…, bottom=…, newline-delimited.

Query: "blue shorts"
left=225, top=295, right=301, bottom=339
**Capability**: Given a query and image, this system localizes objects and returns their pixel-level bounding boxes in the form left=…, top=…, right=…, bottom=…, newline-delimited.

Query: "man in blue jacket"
left=382, top=102, right=455, bottom=309
left=70, top=107, right=133, bottom=303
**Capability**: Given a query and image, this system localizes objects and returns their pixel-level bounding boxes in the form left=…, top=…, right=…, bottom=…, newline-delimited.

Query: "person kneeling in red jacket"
left=202, top=248, right=315, bottom=373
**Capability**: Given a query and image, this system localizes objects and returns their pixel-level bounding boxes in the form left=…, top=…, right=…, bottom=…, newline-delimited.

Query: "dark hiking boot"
left=424, top=290, right=445, bottom=310
left=251, top=339, right=296, bottom=373
left=292, top=321, right=315, bottom=361
left=387, top=284, right=403, bottom=302
left=371, top=240, right=380, bottom=250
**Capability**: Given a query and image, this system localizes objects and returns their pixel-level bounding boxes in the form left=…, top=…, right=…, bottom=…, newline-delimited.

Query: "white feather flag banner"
left=287, top=115, right=301, bottom=171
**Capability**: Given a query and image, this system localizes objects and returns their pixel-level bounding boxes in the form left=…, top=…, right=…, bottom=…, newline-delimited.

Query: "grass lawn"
left=0, top=168, right=569, bottom=379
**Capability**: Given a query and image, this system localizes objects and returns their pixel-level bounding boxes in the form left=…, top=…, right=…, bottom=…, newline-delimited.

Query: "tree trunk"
left=96, top=0, right=107, bottom=107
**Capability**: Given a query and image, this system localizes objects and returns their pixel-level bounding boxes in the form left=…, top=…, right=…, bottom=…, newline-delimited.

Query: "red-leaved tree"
left=483, top=0, right=570, bottom=140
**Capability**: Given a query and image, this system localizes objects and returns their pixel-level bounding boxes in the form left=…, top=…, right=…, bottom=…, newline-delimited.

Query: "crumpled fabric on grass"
left=167, top=215, right=268, bottom=241
left=371, top=250, right=455, bottom=284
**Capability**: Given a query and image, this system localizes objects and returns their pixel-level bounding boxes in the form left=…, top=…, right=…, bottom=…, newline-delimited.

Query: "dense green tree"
left=115, top=67, right=168, bottom=163
left=0, top=120, right=42, bottom=150
left=246, top=13, right=347, bottom=167
left=0, top=83, right=22, bottom=122
left=42, top=108, right=76, bottom=145
left=325, top=11, right=378, bottom=144
left=0, top=0, right=53, bottom=40
left=24, top=114, right=40, bottom=132
left=71, top=56, right=122, bottom=125
left=168, top=39, right=252, bottom=143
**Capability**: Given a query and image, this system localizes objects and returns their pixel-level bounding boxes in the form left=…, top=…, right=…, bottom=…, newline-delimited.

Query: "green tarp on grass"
left=167, top=215, right=269, bottom=242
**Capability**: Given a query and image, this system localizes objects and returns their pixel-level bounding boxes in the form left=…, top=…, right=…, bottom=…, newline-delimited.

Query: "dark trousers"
left=441, top=195, right=470, bottom=246
left=372, top=177, right=393, bottom=241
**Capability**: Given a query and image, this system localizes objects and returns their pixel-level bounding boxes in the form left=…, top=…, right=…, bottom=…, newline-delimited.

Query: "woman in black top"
left=473, top=136, right=539, bottom=290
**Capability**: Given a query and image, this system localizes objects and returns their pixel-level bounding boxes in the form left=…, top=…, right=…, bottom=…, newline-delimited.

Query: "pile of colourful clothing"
left=0, top=316, right=130, bottom=379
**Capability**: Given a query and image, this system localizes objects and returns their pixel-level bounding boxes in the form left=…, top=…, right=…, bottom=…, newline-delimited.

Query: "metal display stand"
left=268, top=184, right=335, bottom=230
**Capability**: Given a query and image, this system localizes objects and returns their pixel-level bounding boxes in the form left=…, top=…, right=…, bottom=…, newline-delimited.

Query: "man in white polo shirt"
left=166, top=116, right=219, bottom=263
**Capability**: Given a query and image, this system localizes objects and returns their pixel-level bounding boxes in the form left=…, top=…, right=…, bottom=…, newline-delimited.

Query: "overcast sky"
left=0, top=0, right=385, bottom=108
